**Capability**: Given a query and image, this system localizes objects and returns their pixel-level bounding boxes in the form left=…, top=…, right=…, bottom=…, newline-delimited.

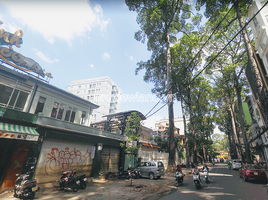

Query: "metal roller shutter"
left=100, top=146, right=119, bottom=174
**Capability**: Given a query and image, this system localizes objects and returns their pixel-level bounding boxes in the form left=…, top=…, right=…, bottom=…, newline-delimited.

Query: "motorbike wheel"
left=72, top=184, right=78, bottom=192
left=80, top=182, right=86, bottom=189
left=206, top=178, right=209, bottom=184
left=195, top=184, right=199, bottom=190
left=175, top=180, right=179, bottom=187
left=28, top=192, right=35, bottom=199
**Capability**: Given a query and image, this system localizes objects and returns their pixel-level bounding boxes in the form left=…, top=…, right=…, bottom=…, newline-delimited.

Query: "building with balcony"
left=245, top=95, right=268, bottom=161
left=247, top=0, right=268, bottom=162
left=66, top=76, right=122, bottom=123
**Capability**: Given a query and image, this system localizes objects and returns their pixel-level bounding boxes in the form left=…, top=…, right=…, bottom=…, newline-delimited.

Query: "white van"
left=136, top=161, right=165, bottom=180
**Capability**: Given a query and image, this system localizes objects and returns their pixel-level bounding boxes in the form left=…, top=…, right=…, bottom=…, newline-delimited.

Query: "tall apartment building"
left=66, top=76, right=122, bottom=123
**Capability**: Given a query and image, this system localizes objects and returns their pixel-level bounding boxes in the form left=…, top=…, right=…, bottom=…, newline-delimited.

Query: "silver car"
left=231, top=159, right=242, bottom=169
left=136, top=161, right=165, bottom=180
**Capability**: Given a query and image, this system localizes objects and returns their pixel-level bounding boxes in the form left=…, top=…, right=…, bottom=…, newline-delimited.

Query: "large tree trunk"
left=229, top=103, right=242, bottom=159
left=235, top=1, right=268, bottom=127
left=226, top=132, right=233, bottom=159
left=235, top=82, right=251, bottom=163
left=167, top=32, right=176, bottom=171
left=188, top=86, right=197, bottom=165
left=181, top=99, right=190, bottom=168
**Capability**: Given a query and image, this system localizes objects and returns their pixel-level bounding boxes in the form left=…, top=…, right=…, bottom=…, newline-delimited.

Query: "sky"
left=0, top=0, right=185, bottom=126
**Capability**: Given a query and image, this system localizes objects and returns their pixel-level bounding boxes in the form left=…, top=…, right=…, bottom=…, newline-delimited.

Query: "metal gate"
left=100, top=146, right=119, bottom=174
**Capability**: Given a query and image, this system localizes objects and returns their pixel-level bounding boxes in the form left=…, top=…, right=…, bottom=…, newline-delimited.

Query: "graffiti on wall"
left=45, top=147, right=91, bottom=175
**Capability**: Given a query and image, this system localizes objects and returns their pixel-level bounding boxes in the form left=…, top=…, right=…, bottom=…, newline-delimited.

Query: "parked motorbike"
left=174, top=171, right=184, bottom=187
left=68, top=169, right=88, bottom=189
left=117, top=167, right=131, bottom=179
left=59, top=170, right=80, bottom=192
left=193, top=171, right=201, bottom=190
left=77, top=174, right=88, bottom=189
left=203, top=169, right=209, bottom=183
left=131, top=168, right=141, bottom=179
left=14, top=166, right=40, bottom=199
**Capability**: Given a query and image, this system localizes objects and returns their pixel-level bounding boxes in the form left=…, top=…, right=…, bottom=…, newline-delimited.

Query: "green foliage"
left=212, top=133, right=229, bottom=152
left=154, top=134, right=185, bottom=159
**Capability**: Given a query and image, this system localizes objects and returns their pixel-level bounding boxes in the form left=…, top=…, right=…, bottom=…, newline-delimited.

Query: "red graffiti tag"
left=45, top=147, right=91, bottom=176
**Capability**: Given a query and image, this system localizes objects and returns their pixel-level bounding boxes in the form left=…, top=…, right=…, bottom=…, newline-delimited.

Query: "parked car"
left=179, top=161, right=195, bottom=168
left=231, top=159, right=242, bottom=169
left=135, top=161, right=165, bottom=180
left=239, top=164, right=267, bottom=182
left=257, top=161, right=268, bottom=170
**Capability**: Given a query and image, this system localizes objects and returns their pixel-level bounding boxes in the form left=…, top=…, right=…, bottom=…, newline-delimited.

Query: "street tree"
left=125, top=0, right=202, bottom=170
left=121, top=112, right=142, bottom=186
left=171, top=32, right=205, bottom=165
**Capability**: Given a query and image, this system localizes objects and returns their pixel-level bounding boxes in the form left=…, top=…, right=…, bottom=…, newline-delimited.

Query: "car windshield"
left=245, top=165, right=262, bottom=169
left=233, top=160, right=241, bottom=163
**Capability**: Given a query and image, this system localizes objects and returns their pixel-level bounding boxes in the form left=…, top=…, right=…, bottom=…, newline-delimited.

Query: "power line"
left=146, top=101, right=168, bottom=118
left=188, top=0, right=268, bottom=86
left=145, top=97, right=164, bottom=117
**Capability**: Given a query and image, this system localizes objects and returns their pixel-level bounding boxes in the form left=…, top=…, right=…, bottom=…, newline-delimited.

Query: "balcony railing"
left=0, top=106, right=38, bottom=123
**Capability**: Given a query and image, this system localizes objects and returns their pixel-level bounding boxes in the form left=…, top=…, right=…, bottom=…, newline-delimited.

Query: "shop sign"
left=0, top=21, right=52, bottom=79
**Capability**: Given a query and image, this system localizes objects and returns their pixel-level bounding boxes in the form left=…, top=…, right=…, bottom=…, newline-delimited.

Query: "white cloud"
left=103, top=52, right=110, bottom=60
left=34, top=49, right=59, bottom=64
left=125, top=52, right=135, bottom=61
left=1, top=0, right=110, bottom=45
left=90, top=64, right=94, bottom=68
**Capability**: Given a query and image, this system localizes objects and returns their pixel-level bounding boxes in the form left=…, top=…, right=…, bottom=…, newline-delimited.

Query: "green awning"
left=0, top=122, right=39, bottom=141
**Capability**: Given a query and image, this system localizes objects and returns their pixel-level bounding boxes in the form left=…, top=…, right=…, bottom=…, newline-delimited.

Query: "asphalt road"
left=155, top=163, right=267, bottom=200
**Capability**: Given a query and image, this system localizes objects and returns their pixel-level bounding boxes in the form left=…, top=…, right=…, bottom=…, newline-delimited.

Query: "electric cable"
left=144, top=96, right=165, bottom=117
left=188, top=0, right=268, bottom=87
left=146, top=101, right=168, bottom=118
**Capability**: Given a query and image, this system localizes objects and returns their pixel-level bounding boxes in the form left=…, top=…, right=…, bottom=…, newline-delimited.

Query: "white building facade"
left=66, top=76, right=122, bottom=123
left=155, top=117, right=189, bottom=136
left=248, top=0, right=268, bottom=161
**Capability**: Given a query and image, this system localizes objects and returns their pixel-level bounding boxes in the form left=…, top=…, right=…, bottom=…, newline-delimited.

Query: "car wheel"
left=149, top=172, right=154, bottom=180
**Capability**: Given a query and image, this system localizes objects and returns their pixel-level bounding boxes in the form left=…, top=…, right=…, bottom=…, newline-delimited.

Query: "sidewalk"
left=0, top=168, right=194, bottom=200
